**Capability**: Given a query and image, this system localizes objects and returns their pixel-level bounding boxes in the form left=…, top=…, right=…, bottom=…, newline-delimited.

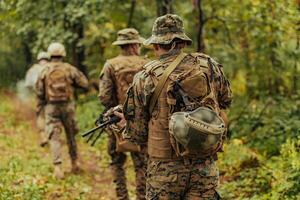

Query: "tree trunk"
left=127, top=0, right=136, bottom=27
left=156, top=0, right=173, bottom=16
left=72, top=22, right=88, bottom=78
left=196, top=0, right=205, bottom=52
left=22, top=41, right=33, bottom=68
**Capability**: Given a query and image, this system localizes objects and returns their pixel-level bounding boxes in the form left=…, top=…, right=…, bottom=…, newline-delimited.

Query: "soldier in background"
left=115, top=14, right=232, bottom=199
left=98, top=28, right=148, bottom=200
left=25, top=51, right=50, bottom=147
left=36, top=42, right=88, bottom=179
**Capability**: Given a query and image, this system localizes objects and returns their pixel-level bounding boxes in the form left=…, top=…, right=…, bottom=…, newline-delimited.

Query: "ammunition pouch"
left=169, top=107, right=226, bottom=158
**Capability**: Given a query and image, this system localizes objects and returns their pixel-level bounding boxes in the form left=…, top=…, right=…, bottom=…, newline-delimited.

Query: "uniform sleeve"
left=123, top=71, right=152, bottom=146
left=71, top=66, right=89, bottom=90
left=98, top=62, right=118, bottom=108
left=35, top=69, right=47, bottom=109
left=25, top=67, right=34, bottom=89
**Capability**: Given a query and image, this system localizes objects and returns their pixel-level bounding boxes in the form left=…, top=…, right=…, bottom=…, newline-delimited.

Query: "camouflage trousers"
left=36, top=107, right=48, bottom=143
left=146, top=157, right=220, bottom=200
left=45, top=102, right=79, bottom=165
left=108, top=133, right=146, bottom=200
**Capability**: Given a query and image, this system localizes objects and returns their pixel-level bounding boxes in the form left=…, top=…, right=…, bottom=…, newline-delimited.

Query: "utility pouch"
left=113, top=130, right=141, bottom=152
left=169, top=107, right=226, bottom=157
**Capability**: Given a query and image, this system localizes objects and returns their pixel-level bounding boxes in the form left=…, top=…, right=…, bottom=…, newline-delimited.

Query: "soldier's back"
left=108, top=55, right=148, bottom=104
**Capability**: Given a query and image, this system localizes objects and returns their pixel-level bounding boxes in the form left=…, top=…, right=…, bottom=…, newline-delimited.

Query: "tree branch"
left=127, top=0, right=136, bottom=27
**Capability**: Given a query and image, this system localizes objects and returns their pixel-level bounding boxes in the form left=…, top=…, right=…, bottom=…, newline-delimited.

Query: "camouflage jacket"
left=98, top=53, right=148, bottom=109
left=124, top=50, right=232, bottom=146
left=25, top=63, right=45, bottom=91
left=36, top=61, right=88, bottom=106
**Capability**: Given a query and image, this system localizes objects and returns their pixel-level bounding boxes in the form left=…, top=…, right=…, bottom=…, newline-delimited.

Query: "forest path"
left=0, top=90, right=136, bottom=200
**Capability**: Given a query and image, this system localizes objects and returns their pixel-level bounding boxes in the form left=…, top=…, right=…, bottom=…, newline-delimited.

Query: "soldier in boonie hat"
left=112, top=28, right=145, bottom=46
left=143, top=14, right=192, bottom=46
left=99, top=27, right=148, bottom=199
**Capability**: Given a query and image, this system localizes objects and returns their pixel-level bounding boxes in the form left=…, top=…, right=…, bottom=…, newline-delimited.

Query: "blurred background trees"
left=0, top=0, right=299, bottom=199
left=1, top=0, right=298, bottom=96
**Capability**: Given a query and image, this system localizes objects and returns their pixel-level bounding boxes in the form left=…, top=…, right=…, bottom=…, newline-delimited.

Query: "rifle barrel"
left=81, top=119, right=114, bottom=138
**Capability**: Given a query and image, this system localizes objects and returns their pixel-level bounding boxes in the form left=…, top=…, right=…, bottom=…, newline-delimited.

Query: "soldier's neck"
left=121, top=50, right=138, bottom=56
left=51, top=58, right=63, bottom=62
left=159, top=49, right=181, bottom=60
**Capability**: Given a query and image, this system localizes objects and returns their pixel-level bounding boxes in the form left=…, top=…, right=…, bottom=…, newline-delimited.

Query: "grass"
left=0, top=91, right=137, bottom=200
left=1, top=89, right=299, bottom=200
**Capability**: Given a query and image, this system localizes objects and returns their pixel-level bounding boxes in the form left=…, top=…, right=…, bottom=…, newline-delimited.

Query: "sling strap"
left=149, top=52, right=187, bottom=114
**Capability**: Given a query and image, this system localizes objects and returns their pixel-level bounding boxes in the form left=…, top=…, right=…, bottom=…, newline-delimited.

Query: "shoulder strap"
left=149, top=52, right=187, bottom=114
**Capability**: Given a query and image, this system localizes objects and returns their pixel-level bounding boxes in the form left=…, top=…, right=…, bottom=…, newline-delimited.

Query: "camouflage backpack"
left=45, top=63, right=72, bottom=102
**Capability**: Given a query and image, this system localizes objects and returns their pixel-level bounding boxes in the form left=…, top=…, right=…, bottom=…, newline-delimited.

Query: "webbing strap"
left=149, top=52, right=187, bottom=114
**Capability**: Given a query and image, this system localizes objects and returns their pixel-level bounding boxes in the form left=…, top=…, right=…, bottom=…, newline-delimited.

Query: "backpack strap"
left=149, top=52, right=187, bottom=114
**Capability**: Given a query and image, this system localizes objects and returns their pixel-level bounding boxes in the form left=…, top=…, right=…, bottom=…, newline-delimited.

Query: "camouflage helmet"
left=37, top=51, right=50, bottom=61
left=169, top=107, right=225, bottom=157
left=47, top=42, right=66, bottom=57
left=112, top=28, right=144, bottom=46
left=144, top=14, right=192, bottom=46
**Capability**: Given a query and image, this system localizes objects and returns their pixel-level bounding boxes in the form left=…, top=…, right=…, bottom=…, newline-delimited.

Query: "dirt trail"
left=0, top=91, right=125, bottom=200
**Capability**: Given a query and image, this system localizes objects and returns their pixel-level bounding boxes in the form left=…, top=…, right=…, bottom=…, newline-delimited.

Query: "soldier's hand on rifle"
left=113, top=111, right=126, bottom=129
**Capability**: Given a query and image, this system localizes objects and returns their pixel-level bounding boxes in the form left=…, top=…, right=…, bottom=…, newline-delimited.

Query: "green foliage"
left=0, top=0, right=299, bottom=199
left=218, top=94, right=300, bottom=199
left=229, top=95, right=300, bottom=155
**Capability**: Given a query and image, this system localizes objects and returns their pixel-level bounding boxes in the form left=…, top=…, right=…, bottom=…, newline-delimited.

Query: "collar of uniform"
left=120, top=51, right=137, bottom=56
left=159, top=49, right=182, bottom=61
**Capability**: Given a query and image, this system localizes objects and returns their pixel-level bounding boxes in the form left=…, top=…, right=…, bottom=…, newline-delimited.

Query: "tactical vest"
left=148, top=76, right=176, bottom=158
left=146, top=53, right=224, bottom=159
left=109, top=55, right=147, bottom=104
left=146, top=59, right=178, bottom=159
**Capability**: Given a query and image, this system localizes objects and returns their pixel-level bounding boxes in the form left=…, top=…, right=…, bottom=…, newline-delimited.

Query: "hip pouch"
left=109, top=125, right=141, bottom=153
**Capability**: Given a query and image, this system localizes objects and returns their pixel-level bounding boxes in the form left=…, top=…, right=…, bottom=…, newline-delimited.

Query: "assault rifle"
left=81, top=105, right=122, bottom=146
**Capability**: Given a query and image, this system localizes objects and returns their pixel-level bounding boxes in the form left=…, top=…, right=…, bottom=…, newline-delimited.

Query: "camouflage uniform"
left=124, top=14, right=232, bottom=199
left=36, top=43, right=88, bottom=177
left=25, top=52, right=50, bottom=146
left=99, top=28, right=148, bottom=200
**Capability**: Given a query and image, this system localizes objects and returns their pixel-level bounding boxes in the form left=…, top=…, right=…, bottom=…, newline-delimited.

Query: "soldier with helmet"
left=114, top=14, right=232, bottom=199
left=25, top=51, right=50, bottom=147
left=36, top=42, right=88, bottom=179
left=98, top=28, right=148, bottom=200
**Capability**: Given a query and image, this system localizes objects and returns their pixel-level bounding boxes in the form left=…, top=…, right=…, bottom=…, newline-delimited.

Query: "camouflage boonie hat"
left=144, top=14, right=192, bottom=45
left=112, top=28, right=144, bottom=46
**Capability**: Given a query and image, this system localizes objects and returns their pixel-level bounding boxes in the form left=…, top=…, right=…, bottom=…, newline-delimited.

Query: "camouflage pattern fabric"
left=124, top=49, right=232, bottom=147
left=123, top=50, right=232, bottom=199
left=36, top=61, right=88, bottom=103
left=108, top=133, right=146, bottom=200
left=112, top=28, right=144, bottom=46
left=98, top=54, right=149, bottom=108
left=36, top=107, right=47, bottom=144
left=44, top=102, right=79, bottom=164
left=36, top=61, right=88, bottom=165
left=146, top=157, right=220, bottom=200
left=143, top=14, right=192, bottom=46
left=98, top=51, right=148, bottom=200
left=123, top=13, right=231, bottom=199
